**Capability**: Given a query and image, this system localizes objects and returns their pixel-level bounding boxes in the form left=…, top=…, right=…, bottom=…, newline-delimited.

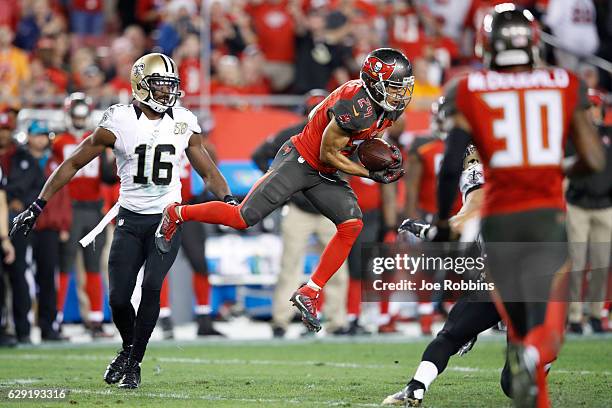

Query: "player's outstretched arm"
left=39, top=127, right=115, bottom=202
left=320, top=116, right=370, bottom=177
left=566, top=109, right=605, bottom=175
left=186, top=132, right=232, bottom=200
left=437, top=114, right=472, bottom=221
left=10, top=127, right=115, bottom=237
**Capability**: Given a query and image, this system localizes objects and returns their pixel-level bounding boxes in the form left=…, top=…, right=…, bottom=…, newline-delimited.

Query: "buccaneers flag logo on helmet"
left=363, top=56, right=396, bottom=81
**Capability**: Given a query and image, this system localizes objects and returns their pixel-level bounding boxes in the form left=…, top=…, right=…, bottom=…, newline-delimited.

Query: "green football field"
left=0, top=335, right=610, bottom=407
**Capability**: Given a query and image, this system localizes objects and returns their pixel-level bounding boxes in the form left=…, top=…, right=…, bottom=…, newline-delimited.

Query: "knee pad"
left=241, top=172, right=293, bottom=227
left=240, top=205, right=263, bottom=227
left=337, top=219, right=364, bottom=242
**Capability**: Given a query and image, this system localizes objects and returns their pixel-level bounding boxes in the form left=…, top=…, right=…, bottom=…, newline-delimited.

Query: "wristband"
left=33, top=198, right=47, bottom=213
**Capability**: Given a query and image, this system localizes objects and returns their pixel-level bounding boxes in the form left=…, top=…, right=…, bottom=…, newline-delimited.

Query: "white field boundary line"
left=70, top=388, right=381, bottom=407
left=1, top=354, right=611, bottom=376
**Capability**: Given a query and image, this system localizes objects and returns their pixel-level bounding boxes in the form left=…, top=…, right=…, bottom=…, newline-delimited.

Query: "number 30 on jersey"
left=482, top=90, right=563, bottom=168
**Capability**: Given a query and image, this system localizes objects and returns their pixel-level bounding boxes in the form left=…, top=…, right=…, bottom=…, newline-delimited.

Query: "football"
left=357, top=138, right=396, bottom=171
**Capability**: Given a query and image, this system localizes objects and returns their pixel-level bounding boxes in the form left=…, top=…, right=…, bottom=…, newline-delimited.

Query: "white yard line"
left=70, top=388, right=381, bottom=407
left=0, top=378, right=43, bottom=385
left=1, top=353, right=610, bottom=376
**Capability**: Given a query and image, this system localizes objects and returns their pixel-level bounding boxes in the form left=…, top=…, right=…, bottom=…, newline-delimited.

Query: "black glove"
left=223, top=195, right=239, bottom=206
left=10, top=199, right=45, bottom=237
left=398, top=218, right=431, bottom=240
left=389, top=145, right=403, bottom=169
left=429, top=223, right=451, bottom=242
left=369, top=166, right=404, bottom=184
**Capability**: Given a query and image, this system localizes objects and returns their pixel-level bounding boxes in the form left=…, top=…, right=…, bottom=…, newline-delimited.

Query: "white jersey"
left=459, top=161, right=484, bottom=204
left=99, top=104, right=201, bottom=214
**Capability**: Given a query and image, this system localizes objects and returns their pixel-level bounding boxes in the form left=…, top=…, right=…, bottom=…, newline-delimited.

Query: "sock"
left=130, top=289, right=161, bottom=363
left=413, top=361, right=439, bottom=390
left=310, top=219, right=363, bottom=288
left=56, top=272, right=70, bottom=315
left=306, top=279, right=321, bottom=291
left=160, top=278, right=170, bottom=309
left=347, top=278, right=361, bottom=317
left=192, top=273, right=211, bottom=309
left=110, top=300, right=136, bottom=350
left=421, top=333, right=456, bottom=374
left=181, top=201, right=247, bottom=230
left=379, top=300, right=389, bottom=315
left=523, top=324, right=560, bottom=366
left=535, top=363, right=550, bottom=408
left=85, top=272, right=103, bottom=322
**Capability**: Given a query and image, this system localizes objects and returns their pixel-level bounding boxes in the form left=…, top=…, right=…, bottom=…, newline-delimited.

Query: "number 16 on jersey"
left=133, top=144, right=176, bottom=186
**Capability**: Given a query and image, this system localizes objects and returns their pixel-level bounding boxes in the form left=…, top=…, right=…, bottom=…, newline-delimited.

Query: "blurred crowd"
left=2, top=0, right=612, bottom=111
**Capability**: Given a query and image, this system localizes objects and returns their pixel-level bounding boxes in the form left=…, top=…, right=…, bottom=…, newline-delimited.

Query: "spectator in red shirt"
left=247, top=0, right=296, bottom=92
left=0, top=0, right=21, bottom=30
left=210, top=55, right=245, bottom=96
left=36, top=36, right=69, bottom=93
left=103, top=37, right=135, bottom=103
left=241, top=47, right=272, bottom=95
left=174, top=33, right=203, bottom=106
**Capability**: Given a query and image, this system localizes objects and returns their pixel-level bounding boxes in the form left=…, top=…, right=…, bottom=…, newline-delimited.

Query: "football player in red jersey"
left=53, top=93, right=116, bottom=337
left=433, top=5, right=605, bottom=408
left=156, top=48, right=413, bottom=332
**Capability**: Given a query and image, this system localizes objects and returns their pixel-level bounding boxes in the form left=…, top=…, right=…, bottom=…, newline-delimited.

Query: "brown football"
left=357, top=138, right=395, bottom=171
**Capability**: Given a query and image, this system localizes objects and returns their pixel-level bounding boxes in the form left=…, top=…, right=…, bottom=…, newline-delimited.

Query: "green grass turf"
left=0, top=335, right=610, bottom=407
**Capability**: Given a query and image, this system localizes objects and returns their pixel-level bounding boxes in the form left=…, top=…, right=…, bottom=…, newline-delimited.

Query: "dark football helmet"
left=64, top=92, right=92, bottom=133
left=430, top=96, right=447, bottom=139
left=476, top=3, right=540, bottom=70
left=360, top=48, right=414, bottom=113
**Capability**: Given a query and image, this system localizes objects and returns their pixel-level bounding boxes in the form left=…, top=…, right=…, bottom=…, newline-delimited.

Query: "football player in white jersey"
left=10, top=53, right=237, bottom=389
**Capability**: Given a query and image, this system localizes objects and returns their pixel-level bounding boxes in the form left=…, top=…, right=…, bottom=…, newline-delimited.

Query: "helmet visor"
left=145, top=76, right=181, bottom=108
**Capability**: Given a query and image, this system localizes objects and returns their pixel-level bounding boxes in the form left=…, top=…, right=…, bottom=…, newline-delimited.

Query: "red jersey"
left=387, top=6, right=427, bottom=60
left=247, top=1, right=295, bottom=63
left=52, top=131, right=103, bottom=202
left=449, top=67, right=589, bottom=216
left=178, top=152, right=193, bottom=204
left=292, top=79, right=396, bottom=173
left=417, top=139, right=462, bottom=215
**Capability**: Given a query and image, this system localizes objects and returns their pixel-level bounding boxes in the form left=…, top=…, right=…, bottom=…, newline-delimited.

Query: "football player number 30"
left=483, top=90, right=563, bottom=167
left=133, top=144, right=175, bottom=185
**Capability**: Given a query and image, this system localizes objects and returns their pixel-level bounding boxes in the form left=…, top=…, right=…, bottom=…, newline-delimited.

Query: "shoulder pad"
left=329, top=91, right=377, bottom=133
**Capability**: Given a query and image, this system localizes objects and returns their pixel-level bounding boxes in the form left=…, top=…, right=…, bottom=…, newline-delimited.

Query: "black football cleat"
left=104, top=348, right=130, bottom=384
left=118, top=359, right=141, bottom=389
left=507, top=344, right=537, bottom=408
left=381, top=379, right=425, bottom=406
left=159, top=316, right=174, bottom=340
left=290, top=285, right=321, bottom=332
left=196, top=314, right=224, bottom=336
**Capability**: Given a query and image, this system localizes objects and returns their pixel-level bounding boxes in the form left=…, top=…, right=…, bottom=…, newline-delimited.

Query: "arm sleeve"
left=437, top=127, right=472, bottom=219
left=576, top=77, right=591, bottom=111
left=460, top=162, right=485, bottom=203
